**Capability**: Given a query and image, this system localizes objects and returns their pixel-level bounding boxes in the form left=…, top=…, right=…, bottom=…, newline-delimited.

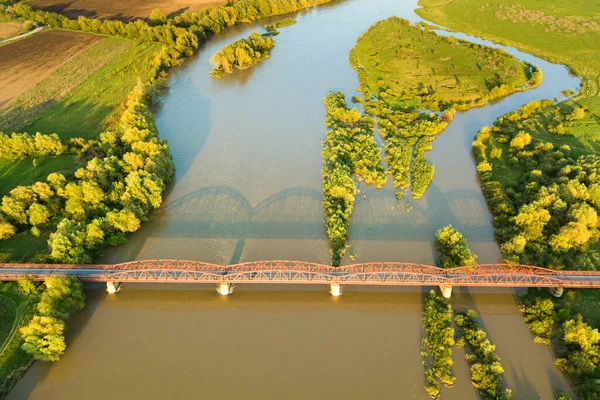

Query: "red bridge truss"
left=1, top=260, right=600, bottom=288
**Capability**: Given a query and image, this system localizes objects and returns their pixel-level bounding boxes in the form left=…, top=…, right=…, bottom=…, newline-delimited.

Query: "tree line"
left=0, top=81, right=174, bottom=262
left=172, top=0, right=331, bottom=31
left=0, top=132, right=68, bottom=159
left=210, top=31, right=275, bottom=78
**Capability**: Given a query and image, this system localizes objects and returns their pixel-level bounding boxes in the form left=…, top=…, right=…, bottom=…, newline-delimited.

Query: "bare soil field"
left=27, top=0, right=227, bottom=21
left=0, top=22, right=24, bottom=40
left=0, top=30, right=102, bottom=110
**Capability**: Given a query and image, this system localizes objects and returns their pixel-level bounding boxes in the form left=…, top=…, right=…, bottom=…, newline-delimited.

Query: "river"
left=9, top=0, right=581, bottom=398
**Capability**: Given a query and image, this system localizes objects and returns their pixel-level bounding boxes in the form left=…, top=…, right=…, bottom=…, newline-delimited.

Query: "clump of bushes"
left=0, top=132, right=72, bottom=159
left=555, top=315, right=600, bottom=399
left=422, top=291, right=455, bottom=397
left=209, top=31, right=275, bottom=78
left=435, top=225, right=477, bottom=268
left=517, top=297, right=556, bottom=344
left=455, top=310, right=511, bottom=400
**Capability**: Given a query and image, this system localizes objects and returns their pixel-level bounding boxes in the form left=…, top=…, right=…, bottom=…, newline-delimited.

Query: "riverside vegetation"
left=518, top=292, right=600, bottom=398
left=417, top=0, right=600, bottom=397
left=322, top=92, right=386, bottom=265
left=0, top=277, right=84, bottom=397
left=321, top=17, right=540, bottom=263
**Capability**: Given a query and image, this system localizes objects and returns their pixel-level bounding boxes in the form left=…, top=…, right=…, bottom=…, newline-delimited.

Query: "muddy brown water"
left=9, top=0, right=581, bottom=398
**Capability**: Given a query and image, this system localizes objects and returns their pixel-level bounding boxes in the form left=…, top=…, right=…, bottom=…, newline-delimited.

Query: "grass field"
left=0, top=34, right=159, bottom=138
left=0, top=156, right=81, bottom=197
left=0, top=30, right=103, bottom=110
left=0, top=286, right=32, bottom=398
left=19, top=39, right=160, bottom=138
left=351, top=17, right=530, bottom=111
left=0, top=22, right=24, bottom=40
left=27, top=0, right=227, bottom=21
left=417, top=0, right=600, bottom=147
left=0, top=290, right=21, bottom=349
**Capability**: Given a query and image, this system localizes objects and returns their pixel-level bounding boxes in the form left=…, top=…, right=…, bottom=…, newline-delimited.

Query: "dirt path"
left=0, top=26, right=43, bottom=46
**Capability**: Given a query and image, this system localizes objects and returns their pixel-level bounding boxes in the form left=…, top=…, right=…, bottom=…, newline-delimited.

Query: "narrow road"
left=0, top=26, right=43, bottom=45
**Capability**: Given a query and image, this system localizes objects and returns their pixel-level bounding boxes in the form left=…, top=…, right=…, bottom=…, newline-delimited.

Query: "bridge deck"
left=1, top=260, right=600, bottom=288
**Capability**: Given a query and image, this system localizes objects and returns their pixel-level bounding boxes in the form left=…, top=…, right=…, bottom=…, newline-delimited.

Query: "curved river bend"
left=10, top=0, right=581, bottom=398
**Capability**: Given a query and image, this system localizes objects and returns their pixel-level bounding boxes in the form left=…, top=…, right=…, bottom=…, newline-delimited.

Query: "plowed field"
left=0, top=30, right=102, bottom=109
left=30, top=0, right=227, bottom=21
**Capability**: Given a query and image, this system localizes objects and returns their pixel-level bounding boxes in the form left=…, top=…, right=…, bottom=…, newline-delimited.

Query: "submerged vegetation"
left=320, top=17, right=536, bottom=263
left=264, top=18, right=296, bottom=35
left=435, top=225, right=477, bottom=269
left=456, top=310, right=512, bottom=400
left=421, top=291, right=455, bottom=397
left=321, top=92, right=386, bottom=265
left=209, top=31, right=275, bottom=78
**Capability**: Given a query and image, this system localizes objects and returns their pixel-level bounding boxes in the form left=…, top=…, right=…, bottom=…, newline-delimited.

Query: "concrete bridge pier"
left=439, top=285, right=453, bottom=299
left=549, top=287, right=564, bottom=297
left=217, top=282, right=233, bottom=296
left=330, top=283, right=342, bottom=297
left=106, top=281, right=121, bottom=294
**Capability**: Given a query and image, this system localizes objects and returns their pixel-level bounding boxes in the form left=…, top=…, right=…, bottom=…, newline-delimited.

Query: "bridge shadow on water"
left=107, top=182, right=496, bottom=263
left=144, top=183, right=494, bottom=242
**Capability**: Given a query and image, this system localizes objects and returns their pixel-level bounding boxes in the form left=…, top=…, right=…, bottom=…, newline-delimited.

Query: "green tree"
left=20, top=316, right=66, bottom=361
left=28, top=203, right=50, bottom=226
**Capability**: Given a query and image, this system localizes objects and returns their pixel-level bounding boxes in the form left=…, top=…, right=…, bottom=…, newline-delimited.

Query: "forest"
left=472, top=99, right=598, bottom=270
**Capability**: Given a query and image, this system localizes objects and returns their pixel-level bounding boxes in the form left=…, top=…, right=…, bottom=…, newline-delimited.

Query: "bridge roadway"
left=2, top=260, right=600, bottom=296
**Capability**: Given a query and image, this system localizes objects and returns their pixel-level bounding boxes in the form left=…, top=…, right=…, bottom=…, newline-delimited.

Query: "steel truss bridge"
left=1, top=260, right=600, bottom=289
